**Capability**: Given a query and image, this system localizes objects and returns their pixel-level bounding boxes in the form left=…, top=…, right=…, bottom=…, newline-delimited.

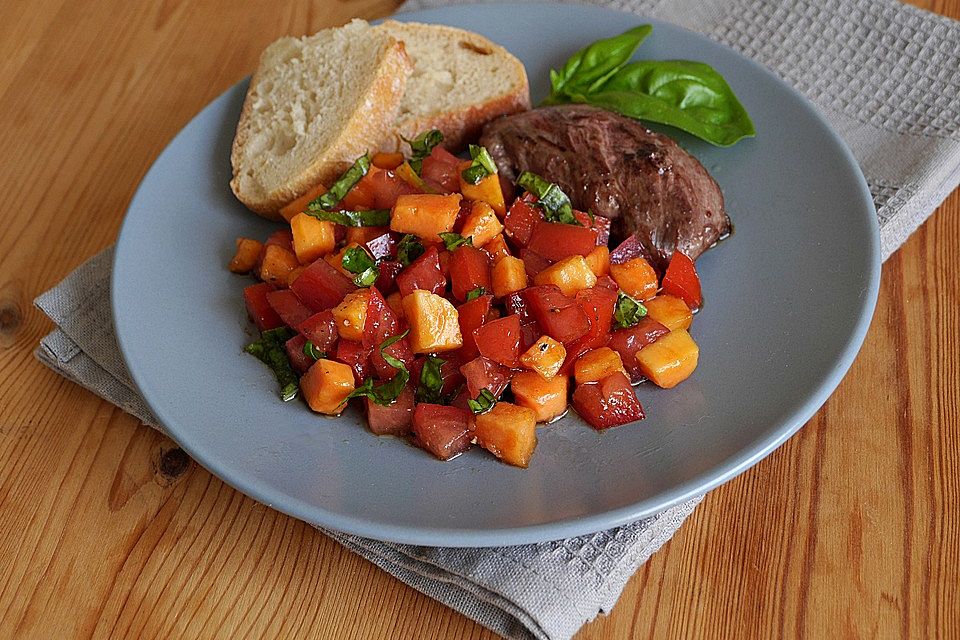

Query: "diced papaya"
left=229, top=237, right=262, bottom=274
left=643, top=294, right=693, bottom=331
left=482, top=234, right=510, bottom=264
left=279, top=182, right=327, bottom=222
left=324, top=243, right=362, bottom=279
left=533, top=255, right=598, bottom=297
left=345, top=225, right=389, bottom=247
left=259, top=244, right=300, bottom=285
left=610, top=257, right=658, bottom=301
left=331, top=289, right=371, bottom=342
left=394, top=162, right=435, bottom=193
left=460, top=200, right=504, bottom=247
left=519, top=335, right=566, bottom=379
left=300, top=358, right=355, bottom=415
left=386, top=291, right=405, bottom=322
left=372, top=152, right=405, bottom=170
left=290, top=213, right=336, bottom=264
left=491, top=255, right=528, bottom=298
left=584, top=245, right=610, bottom=278
left=402, top=290, right=463, bottom=354
left=458, top=162, right=506, bottom=216
left=574, top=347, right=627, bottom=384
left=390, top=193, right=462, bottom=241
left=511, top=371, right=569, bottom=423
left=635, top=329, right=699, bottom=388
left=474, top=402, right=538, bottom=468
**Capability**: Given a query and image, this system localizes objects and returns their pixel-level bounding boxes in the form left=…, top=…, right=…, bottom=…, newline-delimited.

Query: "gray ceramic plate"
left=113, top=3, right=880, bottom=546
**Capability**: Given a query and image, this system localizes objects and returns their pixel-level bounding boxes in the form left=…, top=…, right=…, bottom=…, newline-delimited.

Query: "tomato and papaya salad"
left=229, top=131, right=703, bottom=468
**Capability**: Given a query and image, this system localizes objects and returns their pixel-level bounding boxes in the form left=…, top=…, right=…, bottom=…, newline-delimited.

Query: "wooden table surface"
left=2, top=0, right=958, bottom=638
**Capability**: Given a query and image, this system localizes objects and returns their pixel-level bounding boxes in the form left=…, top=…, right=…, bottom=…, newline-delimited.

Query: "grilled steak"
left=480, top=105, right=729, bottom=271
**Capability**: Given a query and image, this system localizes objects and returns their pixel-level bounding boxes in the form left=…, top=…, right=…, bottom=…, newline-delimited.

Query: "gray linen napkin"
left=35, top=1, right=960, bottom=638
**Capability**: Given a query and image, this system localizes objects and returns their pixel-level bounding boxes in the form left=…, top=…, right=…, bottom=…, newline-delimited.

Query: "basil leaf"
left=416, top=356, right=446, bottom=404
left=304, top=208, right=390, bottom=227
left=245, top=327, right=299, bottom=401
left=311, top=154, right=371, bottom=210
left=344, top=330, right=411, bottom=406
left=460, top=144, right=498, bottom=185
left=341, top=246, right=375, bottom=274
left=465, top=287, right=485, bottom=302
left=438, top=232, right=473, bottom=251
left=404, top=129, right=444, bottom=174
left=614, top=291, right=647, bottom=329
left=353, top=266, right=379, bottom=287
left=569, top=59, right=755, bottom=147
left=547, top=25, right=652, bottom=100
left=467, top=389, right=497, bottom=415
left=516, top=171, right=579, bottom=225
left=303, top=341, right=325, bottom=361
left=397, top=234, right=425, bottom=267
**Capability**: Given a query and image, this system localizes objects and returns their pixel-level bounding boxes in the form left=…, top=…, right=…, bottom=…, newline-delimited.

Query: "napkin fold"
left=35, top=0, right=960, bottom=638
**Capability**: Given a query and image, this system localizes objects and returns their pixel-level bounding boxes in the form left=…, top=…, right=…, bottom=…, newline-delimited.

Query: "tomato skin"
left=335, top=339, right=372, bottom=384
left=244, top=283, right=284, bottom=331
left=284, top=334, right=314, bottom=375
left=396, top=246, right=445, bottom=297
left=525, top=220, right=598, bottom=262
left=363, top=287, right=413, bottom=380
left=448, top=245, right=492, bottom=302
left=373, top=260, right=403, bottom=296
left=289, top=257, right=356, bottom=312
left=412, top=404, right=474, bottom=460
left=504, top=194, right=544, bottom=247
left=520, top=248, right=553, bottom=277
left=460, top=356, right=512, bottom=398
left=661, top=251, right=702, bottom=309
left=474, top=314, right=523, bottom=367
left=573, top=211, right=611, bottom=245
left=265, top=289, right=313, bottom=328
left=457, top=294, right=493, bottom=360
left=421, top=147, right=461, bottom=193
left=366, top=385, right=415, bottom=436
left=608, top=317, right=671, bottom=382
left=572, top=372, right=645, bottom=430
left=519, top=322, right=541, bottom=351
left=297, top=310, right=339, bottom=353
left=521, top=285, right=591, bottom=345
left=505, top=291, right=534, bottom=324
left=369, top=168, right=421, bottom=209
left=560, top=286, right=618, bottom=374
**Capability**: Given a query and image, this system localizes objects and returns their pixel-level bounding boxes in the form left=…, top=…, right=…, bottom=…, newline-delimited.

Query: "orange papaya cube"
left=279, top=182, right=327, bottom=222
left=519, top=335, right=566, bottom=379
left=259, top=244, right=300, bottom=285
left=635, top=329, right=699, bottom=388
left=331, top=289, right=371, bottom=342
left=491, top=255, right=528, bottom=298
left=482, top=234, right=510, bottom=264
left=574, top=346, right=627, bottom=384
left=345, top=225, right=389, bottom=247
left=386, top=291, right=405, bottom=321
left=533, top=255, right=598, bottom=297
left=290, top=213, right=336, bottom=264
left=390, top=193, right=462, bottom=242
left=458, top=161, right=506, bottom=216
left=300, top=358, right=355, bottom=415
left=229, top=237, right=262, bottom=274
left=474, top=402, right=538, bottom=468
left=460, top=201, right=504, bottom=247
left=394, top=162, right=435, bottom=193
left=644, top=294, right=693, bottom=331
left=402, top=290, right=463, bottom=354
left=584, top=245, right=610, bottom=277
left=610, top=257, right=658, bottom=301
left=511, top=371, right=569, bottom=423
left=324, top=242, right=361, bottom=279
left=372, top=151, right=405, bottom=170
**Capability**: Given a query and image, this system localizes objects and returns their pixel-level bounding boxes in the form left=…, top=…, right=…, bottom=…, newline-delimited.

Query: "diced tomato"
left=373, top=260, right=403, bottom=296
left=561, top=286, right=618, bottom=374
left=297, top=310, right=339, bottom=353
left=610, top=233, right=655, bottom=267
left=522, top=285, right=591, bottom=345
left=520, top=248, right=553, bottom=277
left=265, top=289, right=313, bottom=327
left=396, top=246, right=445, bottom=297
left=595, top=275, right=618, bottom=291
left=448, top=245, right=492, bottom=302
left=437, top=248, right=452, bottom=277
left=339, top=171, right=377, bottom=210
left=573, top=211, right=611, bottom=245
left=284, top=334, right=314, bottom=375
left=505, top=291, right=534, bottom=324
left=498, top=174, right=516, bottom=208
left=366, top=385, right=415, bottom=436
left=364, top=287, right=414, bottom=379
left=460, top=356, right=512, bottom=399
left=346, top=226, right=389, bottom=248
left=520, top=322, right=541, bottom=351
left=421, top=147, right=461, bottom=193
left=264, top=229, right=294, bottom=253
left=474, top=315, right=522, bottom=367
left=503, top=194, right=544, bottom=246
left=289, top=258, right=356, bottom=312
left=335, top=339, right=372, bottom=384
left=364, top=230, right=397, bottom=260
left=572, top=372, right=645, bottom=430
left=457, top=294, right=493, bottom=360
left=367, top=168, right=421, bottom=210
left=243, top=282, right=284, bottom=331
left=661, top=251, right=702, bottom=309
left=412, top=404, right=474, bottom=460
left=526, top=220, right=598, bottom=261
left=608, top=317, right=671, bottom=382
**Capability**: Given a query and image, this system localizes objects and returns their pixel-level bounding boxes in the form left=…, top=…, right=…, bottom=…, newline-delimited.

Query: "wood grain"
left=0, top=1, right=957, bottom=638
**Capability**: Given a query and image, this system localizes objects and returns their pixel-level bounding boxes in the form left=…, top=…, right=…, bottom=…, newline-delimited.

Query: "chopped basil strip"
left=438, top=232, right=473, bottom=251
left=341, top=246, right=375, bottom=274
left=465, top=287, right=485, bottom=302
left=516, top=171, right=579, bottom=225
left=304, top=208, right=391, bottom=227
left=404, top=129, right=444, bottom=174
left=460, top=144, right=498, bottom=185
left=244, top=327, right=299, bottom=401
left=353, top=266, right=379, bottom=287
left=614, top=290, right=647, bottom=328
left=467, top=388, right=497, bottom=415
left=311, top=154, right=371, bottom=210
left=303, top=341, right=325, bottom=361
left=416, top=356, right=446, bottom=404
left=397, top=234, right=425, bottom=267
left=344, top=330, right=411, bottom=406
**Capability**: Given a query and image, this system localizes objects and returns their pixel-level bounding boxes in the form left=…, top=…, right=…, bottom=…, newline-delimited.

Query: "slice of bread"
left=379, top=20, right=530, bottom=152
left=230, top=20, right=413, bottom=220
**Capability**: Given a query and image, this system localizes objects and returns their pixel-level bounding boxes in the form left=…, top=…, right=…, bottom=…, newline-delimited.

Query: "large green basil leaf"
left=547, top=25, right=652, bottom=100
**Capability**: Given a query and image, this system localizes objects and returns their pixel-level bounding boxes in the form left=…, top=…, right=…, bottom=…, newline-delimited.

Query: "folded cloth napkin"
left=35, top=0, right=960, bottom=638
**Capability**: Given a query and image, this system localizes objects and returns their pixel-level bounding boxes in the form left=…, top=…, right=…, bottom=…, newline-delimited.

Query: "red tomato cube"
left=296, top=310, right=339, bottom=354
left=503, top=194, right=544, bottom=246
left=335, top=339, right=372, bottom=384
left=363, top=287, right=414, bottom=379
left=265, top=289, right=313, bottom=327
left=460, top=356, right=512, bottom=399
left=396, top=246, right=445, bottom=297
left=610, top=233, right=653, bottom=268
left=289, top=257, right=356, bottom=312
left=474, top=314, right=522, bottom=367
left=373, top=260, right=402, bottom=295
left=608, top=317, right=671, bottom=382
left=284, top=333, right=314, bottom=375
left=572, top=372, right=645, bottom=430
left=661, top=251, right=702, bottom=309
left=421, top=147, right=461, bottom=193
left=560, top=286, right=618, bottom=374
left=525, top=220, right=598, bottom=262
left=412, top=404, right=474, bottom=460
left=457, top=294, right=493, bottom=360
left=573, top=210, right=611, bottom=245
left=243, top=282, right=284, bottom=331
left=522, top=285, right=591, bottom=345
left=367, top=168, right=420, bottom=210
left=520, top=248, right=553, bottom=277
left=364, top=231, right=397, bottom=261
left=448, top=245, right=492, bottom=302
left=366, top=385, right=415, bottom=436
